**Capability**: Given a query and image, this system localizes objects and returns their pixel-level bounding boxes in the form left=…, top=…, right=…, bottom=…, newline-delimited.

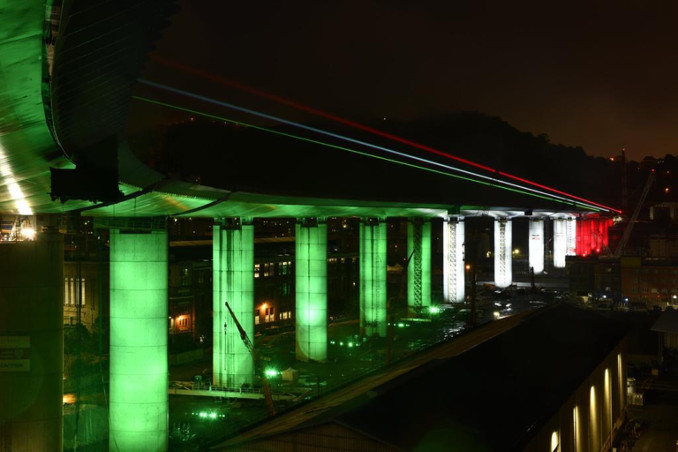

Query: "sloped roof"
left=651, top=308, right=678, bottom=334
left=214, top=305, right=627, bottom=451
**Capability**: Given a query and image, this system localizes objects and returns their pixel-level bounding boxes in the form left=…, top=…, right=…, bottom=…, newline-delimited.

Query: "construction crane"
left=613, top=171, right=655, bottom=257
left=224, top=301, right=276, bottom=416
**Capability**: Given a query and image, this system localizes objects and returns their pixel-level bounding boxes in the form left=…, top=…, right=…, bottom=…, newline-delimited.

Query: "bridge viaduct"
left=0, top=1, right=617, bottom=450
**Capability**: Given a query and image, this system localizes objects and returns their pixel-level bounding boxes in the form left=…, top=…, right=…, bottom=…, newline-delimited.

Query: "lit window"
left=551, top=430, right=559, bottom=452
left=64, top=277, right=86, bottom=306
left=254, top=264, right=260, bottom=278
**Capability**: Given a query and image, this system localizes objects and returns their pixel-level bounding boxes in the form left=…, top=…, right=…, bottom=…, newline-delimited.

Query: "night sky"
left=134, top=0, right=678, bottom=161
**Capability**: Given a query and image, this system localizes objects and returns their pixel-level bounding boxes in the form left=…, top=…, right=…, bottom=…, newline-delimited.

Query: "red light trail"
left=150, top=54, right=621, bottom=214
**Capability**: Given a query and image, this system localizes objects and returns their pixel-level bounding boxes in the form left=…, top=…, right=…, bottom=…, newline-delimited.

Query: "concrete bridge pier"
left=553, top=218, right=567, bottom=268
left=295, top=218, right=327, bottom=362
left=494, top=218, right=512, bottom=288
left=443, top=216, right=465, bottom=303
left=407, top=218, right=431, bottom=314
left=212, top=218, right=254, bottom=388
left=359, top=217, right=387, bottom=337
left=566, top=217, right=577, bottom=257
left=0, top=228, right=63, bottom=451
left=109, top=226, right=168, bottom=452
left=529, top=218, right=544, bottom=275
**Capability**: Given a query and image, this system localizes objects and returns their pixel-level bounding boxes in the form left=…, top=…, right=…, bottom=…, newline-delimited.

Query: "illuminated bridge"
left=0, top=2, right=620, bottom=451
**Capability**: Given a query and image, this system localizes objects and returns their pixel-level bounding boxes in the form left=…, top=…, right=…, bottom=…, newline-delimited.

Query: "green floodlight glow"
left=295, top=221, right=328, bottom=362
left=360, top=220, right=387, bottom=337
left=133, top=96, right=603, bottom=212
left=408, top=220, right=432, bottom=311
left=109, top=230, right=168, bottom=451
left=264, top=368, right=279, bottom=378
left=196, top=411, right=223, bottom=420
left=348, top=342, right=354, bottom=348
left=397, top=323, right=405, bottom=328
left=429, top=306, right=441, bottom=315
left=213, top=223, right=255, bottom=387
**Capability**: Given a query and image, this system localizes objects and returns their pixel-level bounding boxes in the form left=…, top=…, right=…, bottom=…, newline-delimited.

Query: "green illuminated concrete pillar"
left=359, top=218, right=387, bottom=337
left=295, top=218, right=327, bottom=362
left=0, top=229, right=63, bottom=451
left=407, top=218, right=431, bottom=313
left=213, top=219, right=254, bottom=387
left=109, top=229, right=168, bottom=452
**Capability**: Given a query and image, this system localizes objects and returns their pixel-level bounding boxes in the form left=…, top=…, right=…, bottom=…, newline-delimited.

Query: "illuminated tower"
left=553, top=218, right=567, bottom=268
left=295, top=218, right=327, bottom=362
left=109, top=228, right=168, bottom=451
left=213, top=219, right=254, bottom=387
left=494, top=218, right=512, bottom=288
left=528, top=218, right=544, bottom=274
left=360, top=218, right=387, bottom=337
left=407, top=218, right=431, bottom=313
left=443, top=216, right=465, bottom=302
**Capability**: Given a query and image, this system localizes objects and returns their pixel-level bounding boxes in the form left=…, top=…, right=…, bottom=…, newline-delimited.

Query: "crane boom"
left=224, top=300, right=276, bottom=416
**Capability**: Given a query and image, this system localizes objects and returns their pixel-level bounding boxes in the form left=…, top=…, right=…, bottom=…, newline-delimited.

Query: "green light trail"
left=132, top=96, right=601, bottom=212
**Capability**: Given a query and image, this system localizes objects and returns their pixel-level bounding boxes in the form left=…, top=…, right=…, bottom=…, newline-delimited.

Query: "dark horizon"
left=132, top=0, right=678, bottom=162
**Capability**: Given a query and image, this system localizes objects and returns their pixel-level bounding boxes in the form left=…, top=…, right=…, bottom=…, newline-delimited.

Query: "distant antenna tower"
left=621, top=147, right=628, bottom=215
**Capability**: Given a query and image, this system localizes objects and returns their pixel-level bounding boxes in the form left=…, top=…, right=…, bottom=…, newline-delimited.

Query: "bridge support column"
left=407, top=218, right=431, bottom=313
left=359, top=218, right=387, bottom=337
left=553, top=218, right=567, bottom=268
left=0, top=229, right=63, bottom=451
left=528, top=218, right=544, bottom=275
left=295, top=218, right=327, bottom=362
left=213, top=218, right=254, bottom=387
left=109, top=228, right=168, bottom=452
left=494, top=218, right=512, bottom=288
left=443, top=216, right=465, bottom=303
left=566, top=217, right=577, bottom=257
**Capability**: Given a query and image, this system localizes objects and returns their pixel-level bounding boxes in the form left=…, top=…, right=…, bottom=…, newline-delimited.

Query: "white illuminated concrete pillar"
left=407, top=218, right=432, bottom=312
left=553, top=218, right=567, bottom=268
left=213, top=219, right=254, bottom=388
left=443, top=216, right=465, bottom=303
left=566, top=217, right=577, bottom=256
left=295, top=218, right=327, bottom=362
left=494, top=218, right=512, bottom=288
left=109, top=229, right=168, bottom=452
left=528, top=218, right=544, bottom=275
left=0, top=230, right=63, bottom=451
left=359, top=218, right=387, bottom=337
